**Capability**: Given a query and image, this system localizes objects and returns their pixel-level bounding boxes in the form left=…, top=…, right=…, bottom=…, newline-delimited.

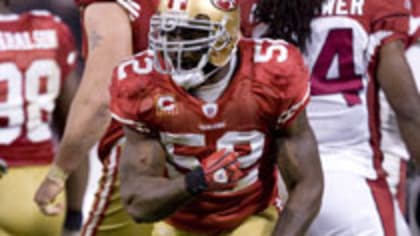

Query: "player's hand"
left=201, top=149, right=244, bottom=191
left=34, top=177, right=65, bottom=215
left=34, top=165, right=68, bottom=216
left=0, top=158, right=8, bottom=179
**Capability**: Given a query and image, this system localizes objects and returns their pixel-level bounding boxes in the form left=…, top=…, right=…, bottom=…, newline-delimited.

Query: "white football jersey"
left=305, top=0, right=409, bottom=178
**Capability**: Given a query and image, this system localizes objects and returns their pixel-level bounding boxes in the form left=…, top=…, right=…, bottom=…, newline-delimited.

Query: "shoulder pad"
left=116, top=50, right=154, bottom=81
left=369, top=0, right=409, bottom=36
left=26, top=10, right=55, bottom=22
left=27, top=10, right=65, bottom=25
left=111, top=50, right=156, bottom=109
left=110, top=51, right=157, bottom=131
left=252, top=38, right=306, bottom=85
left=246, top=39, right=310, bottom=128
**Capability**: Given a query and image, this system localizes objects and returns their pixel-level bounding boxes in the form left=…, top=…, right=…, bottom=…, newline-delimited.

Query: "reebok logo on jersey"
left=199, top=122, right=226, bottom=131
left=0, top=30, right=58, bottom=51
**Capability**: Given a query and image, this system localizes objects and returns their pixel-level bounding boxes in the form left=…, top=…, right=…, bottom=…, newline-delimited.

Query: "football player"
left=257, top=0, right=420, bottom=235
left=34, top=1, right=274, bottom=236
left=380, top=0, right=420, bottom=217
left=35, top=1, right=157, bottom=235
left=111, top=1, right=323, bottom=236
left=308, top=0, right=420, bottom=235
left=0, top=0, right=87, bottom=236
left=380, top=0, right=420, bottom=232
left=35, top=0, right=322, bottom=235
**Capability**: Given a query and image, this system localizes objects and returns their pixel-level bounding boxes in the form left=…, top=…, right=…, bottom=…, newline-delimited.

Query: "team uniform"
left=304, top=0, right=411, bottom=235
left=75, top=0, right=158, bottom=235
left=0, top=11, right=77, bottom=236
left=380, top=0, right=420, bottom=216
left=380, top=0, right=420, bottom=233
left=406, top=0, right=420, bottom=231
left=110, top=38, right=310, bottom=236
left=76, top=0, right=264, bottom=235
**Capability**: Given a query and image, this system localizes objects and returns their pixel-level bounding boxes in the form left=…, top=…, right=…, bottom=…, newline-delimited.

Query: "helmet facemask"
left=149, top=12, right=234, bottom=89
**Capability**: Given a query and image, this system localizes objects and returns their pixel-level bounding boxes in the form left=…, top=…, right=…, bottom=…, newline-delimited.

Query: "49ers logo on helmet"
left=211, top=0, right=237, bottom=11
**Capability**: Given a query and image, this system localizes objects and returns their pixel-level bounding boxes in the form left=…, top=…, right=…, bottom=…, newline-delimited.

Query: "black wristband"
left=64, top=209, right=83, bottom=231
left=185, top=167, right=208, bottom=195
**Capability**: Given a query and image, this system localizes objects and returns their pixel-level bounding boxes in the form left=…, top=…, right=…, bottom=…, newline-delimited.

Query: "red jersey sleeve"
left=411, top=0, right=420, bottom=41
left=370, top=0, right=410, bottom=45
left=110, top=52, right=156, bottom=134
left=253, top=39, right=310, bottom=128
left=55, top=19, right=77, bottom=82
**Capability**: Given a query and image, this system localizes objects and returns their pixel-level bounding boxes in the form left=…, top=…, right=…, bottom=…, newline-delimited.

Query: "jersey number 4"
left=311, top=28, right=364, bottom=106
left=0, top=60, right=60, bottom=144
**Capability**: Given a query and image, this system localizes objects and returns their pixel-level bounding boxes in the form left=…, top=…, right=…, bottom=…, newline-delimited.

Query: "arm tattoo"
left=88, top=29, right=103, bottom=51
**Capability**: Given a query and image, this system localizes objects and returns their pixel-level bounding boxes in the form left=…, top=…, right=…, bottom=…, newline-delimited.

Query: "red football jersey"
left=0, top=11, right=77, bottom=167
left=76, top=0, right=267, bottom=161
left=110, top=39, right=310, bottom=233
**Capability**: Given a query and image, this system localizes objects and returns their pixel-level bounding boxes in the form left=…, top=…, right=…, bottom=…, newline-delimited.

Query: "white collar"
left=193, top=53, right=237, bottom=103
left=0, top=14, right=19, bottom=22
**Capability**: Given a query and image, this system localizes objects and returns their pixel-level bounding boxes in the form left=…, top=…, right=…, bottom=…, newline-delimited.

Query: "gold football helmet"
left=149, top=0, right=240, bottom=77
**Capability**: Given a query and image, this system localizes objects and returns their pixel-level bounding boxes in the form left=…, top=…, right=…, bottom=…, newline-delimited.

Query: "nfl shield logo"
left=202, top=103, right=218, bottom=119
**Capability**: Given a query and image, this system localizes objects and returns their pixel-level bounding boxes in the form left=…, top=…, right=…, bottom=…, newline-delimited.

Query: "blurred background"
left=9, top=0, right=101, bottom=220
left=12, top=0, right=82, bottom=49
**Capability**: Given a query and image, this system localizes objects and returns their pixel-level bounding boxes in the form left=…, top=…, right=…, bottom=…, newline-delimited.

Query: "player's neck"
left=202, top=65, right=229, bottom=86
left=189, top=53, right=237, bottom=102
left=201, top=54, right=237, bottom=87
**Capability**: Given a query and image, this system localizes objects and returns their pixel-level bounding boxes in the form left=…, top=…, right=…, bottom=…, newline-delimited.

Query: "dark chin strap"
left=203, top=63, right=217, bottom=74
